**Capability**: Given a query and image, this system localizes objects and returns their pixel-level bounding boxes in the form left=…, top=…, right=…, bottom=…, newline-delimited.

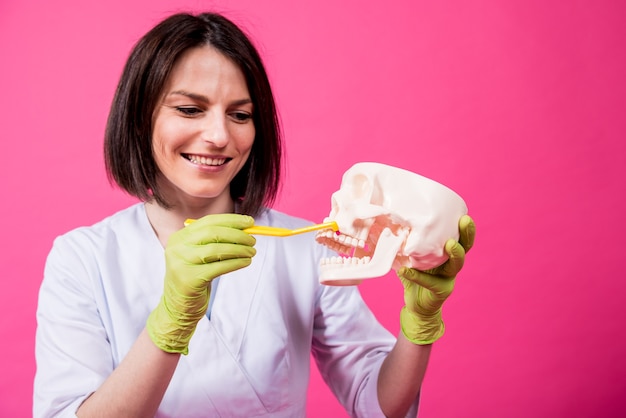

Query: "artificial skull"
left=315, top=162, right=468, bottom=285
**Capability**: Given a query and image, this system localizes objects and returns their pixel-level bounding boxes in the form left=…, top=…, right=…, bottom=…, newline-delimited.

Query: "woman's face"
left=152, top=45, right=255, bottom=210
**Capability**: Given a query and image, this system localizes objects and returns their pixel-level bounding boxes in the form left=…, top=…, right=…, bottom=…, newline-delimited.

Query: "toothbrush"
left=183, top=219, right=339, bottom=237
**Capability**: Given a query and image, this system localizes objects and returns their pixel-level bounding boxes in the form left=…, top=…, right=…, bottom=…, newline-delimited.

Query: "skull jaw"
left=319, top=228, right=407, bottom=286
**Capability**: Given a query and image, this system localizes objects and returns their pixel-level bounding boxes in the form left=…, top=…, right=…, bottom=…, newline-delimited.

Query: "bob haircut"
left=104, top=12, right=282, bottom=217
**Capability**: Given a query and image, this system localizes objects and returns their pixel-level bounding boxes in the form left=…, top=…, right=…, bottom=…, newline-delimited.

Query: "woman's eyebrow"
left=231, top=98, right=253, bottom=106
left=169, top=90, right=209, bottom=103
left=168, top=90, right=252, bottom=106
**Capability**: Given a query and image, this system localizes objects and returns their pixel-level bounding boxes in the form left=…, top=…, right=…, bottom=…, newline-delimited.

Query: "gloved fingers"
left=195, top=257, right=254, bottom=279
left=397, top=266, right=455, bottom=294
left=436, top=238, right=466, bottom=278
left=411, top=237, right=466, bottom=279
left=173, top=213, right=255, bottom=243
left=458, top=214, right=476, bottom=254
left=190, top=242, right=257, bottom=264
left=192, top=213, right=255, bottom=229
left=166, top=251, right=255, bottom=292
left=174, top=223, right=257, bottom=247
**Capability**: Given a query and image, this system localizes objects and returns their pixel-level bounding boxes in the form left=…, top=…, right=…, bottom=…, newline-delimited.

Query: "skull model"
left=315, top=162, right=468, bottom=285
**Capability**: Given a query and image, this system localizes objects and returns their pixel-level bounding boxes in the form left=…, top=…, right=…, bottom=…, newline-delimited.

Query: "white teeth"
left=315, top=230, right=366, bottom=249
left=187, top=155, right=226, bottom=166
left=320, top=256, right=371, bottom=265
left=317, top=229, right=373, bottom=270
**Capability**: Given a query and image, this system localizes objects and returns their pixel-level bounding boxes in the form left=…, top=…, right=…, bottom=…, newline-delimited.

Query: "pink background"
left=1, top=0, right=625, bottom=416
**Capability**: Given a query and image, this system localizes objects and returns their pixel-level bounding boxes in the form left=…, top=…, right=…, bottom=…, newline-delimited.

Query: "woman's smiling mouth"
left=183, top=154, right=230, bottom=166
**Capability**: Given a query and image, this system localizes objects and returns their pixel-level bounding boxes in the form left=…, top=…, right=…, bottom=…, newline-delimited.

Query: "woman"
left=34, top=12, right=475, bottom=418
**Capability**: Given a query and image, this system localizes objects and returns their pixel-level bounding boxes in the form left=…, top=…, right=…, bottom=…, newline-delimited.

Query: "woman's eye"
left=231, top=112, right=252, bottom=122
left=176, top=107, right=202, bottom=116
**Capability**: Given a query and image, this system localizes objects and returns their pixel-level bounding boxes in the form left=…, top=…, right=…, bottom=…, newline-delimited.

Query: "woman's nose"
left=201, top=112, right=229, bottom=147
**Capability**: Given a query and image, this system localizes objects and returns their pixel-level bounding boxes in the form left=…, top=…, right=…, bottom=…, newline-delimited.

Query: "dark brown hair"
left=104, top=12, right=282, bottom=217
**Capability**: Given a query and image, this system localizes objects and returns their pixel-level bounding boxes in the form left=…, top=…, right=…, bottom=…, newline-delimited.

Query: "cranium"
left=315, top=162, right=468, bottom=285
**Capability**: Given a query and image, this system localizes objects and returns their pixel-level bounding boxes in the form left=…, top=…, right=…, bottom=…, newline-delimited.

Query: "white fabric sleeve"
left=33, top=233, right=112, bottom=418
left=311, top=283, right=419, bottom=417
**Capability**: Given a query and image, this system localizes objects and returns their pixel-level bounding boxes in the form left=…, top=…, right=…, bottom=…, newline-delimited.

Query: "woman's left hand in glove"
left=398, top=214, right=476, bottom=345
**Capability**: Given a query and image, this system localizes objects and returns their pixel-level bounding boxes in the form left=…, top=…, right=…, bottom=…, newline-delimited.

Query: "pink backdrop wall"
left=1, top=0, right=625, bottom=416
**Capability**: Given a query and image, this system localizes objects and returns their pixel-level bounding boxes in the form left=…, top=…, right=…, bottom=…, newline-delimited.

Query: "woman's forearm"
left=76, top=328, right=180, bottom=417
left=377, top=334, right=433, bottom=418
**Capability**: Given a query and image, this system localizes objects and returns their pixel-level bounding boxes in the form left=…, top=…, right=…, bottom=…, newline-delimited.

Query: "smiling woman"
left=32, top=11, right=474, bottom=418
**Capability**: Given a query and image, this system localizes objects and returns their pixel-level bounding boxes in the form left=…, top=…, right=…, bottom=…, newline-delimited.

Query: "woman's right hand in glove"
left=146, top=213, right=256, bottom=354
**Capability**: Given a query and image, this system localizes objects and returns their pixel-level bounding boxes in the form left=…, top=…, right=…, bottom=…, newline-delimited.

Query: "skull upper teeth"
left=316, top=230, right=366, bottom=250
left=316, top=230, right=369, bottom=265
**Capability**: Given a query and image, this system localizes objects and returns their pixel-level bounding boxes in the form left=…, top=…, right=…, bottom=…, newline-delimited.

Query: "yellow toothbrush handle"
left=183, top=219, right=338, bottom=237
left=242, top=226, right=292, bottom=236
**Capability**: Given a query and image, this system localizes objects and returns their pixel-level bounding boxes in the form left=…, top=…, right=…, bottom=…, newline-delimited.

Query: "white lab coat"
left=34, top=204, right=418, bottom=417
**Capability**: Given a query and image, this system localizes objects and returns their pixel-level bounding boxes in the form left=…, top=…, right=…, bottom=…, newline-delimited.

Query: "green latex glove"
left=147, top=213, right=256, bottom=354
left=398, top=214, right=475, bottom=345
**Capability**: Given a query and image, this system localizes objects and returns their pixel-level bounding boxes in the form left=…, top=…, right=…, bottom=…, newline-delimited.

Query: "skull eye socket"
left=350, top=173, right=385, bottom=205
left=350, top=174, right=371, bottom=200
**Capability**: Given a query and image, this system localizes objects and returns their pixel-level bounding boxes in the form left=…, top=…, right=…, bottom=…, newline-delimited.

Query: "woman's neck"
left=144, top=197, right=236, bottom=247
